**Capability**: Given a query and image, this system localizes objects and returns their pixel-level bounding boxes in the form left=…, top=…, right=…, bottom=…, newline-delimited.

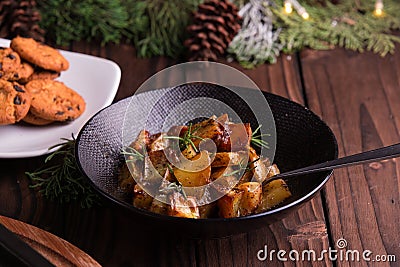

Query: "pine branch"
left=37, top=0, right=135, bottom=45
left=136, top=0, right=202, bottom=58
left=273, top=0, right=400, bottom=56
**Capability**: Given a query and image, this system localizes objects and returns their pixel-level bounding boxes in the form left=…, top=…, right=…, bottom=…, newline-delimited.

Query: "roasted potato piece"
left=248, top=147, right=263, bottom=181
left=118, top=151, right=144, bottom=193
left=237, top=182, right=262, bottom=216
left=191, top=117, right=224, bottom=148
left=181, top=144, right=197, bottom=159
left=238, top=168, right=254, bottom=184
left=211, top=151, right=248, bottom=168
left=217, top=188, right=244, bottom=218
left=142, top=152, right=166, bottom=187
left=256, top=179, right=291, bottom=213
left=148, top=132, right=168, bottom=152
left=252, top=158, right=271, bottom=183
left=150, top=197, right=169, bottom=215
left=129, top=130, right=150, bottom=152
left=168, top=192, right=200, bottom=218
left=167, top=125, right=188, bottom=137
left=216, top=113, right=229, bottom=124
left=165, top=125, right=197, bottom=160
left=210, top=166, right=228, bottom=180
left=174, top=151, right=211, bottom=187
left=219, top=123, right=252, bottom=152
left=198, top=203, right=217, bottom=218
left=248, top=147, right=273, bottom=183
left=210, top=166, right=240, bottom=194
left=133, top=184, right=153, bottom=210
left=118, top=163, right=137, bottom=193
left=163, top=166, right=176, bottom=183
left=266, top=164, right=280, bottom=179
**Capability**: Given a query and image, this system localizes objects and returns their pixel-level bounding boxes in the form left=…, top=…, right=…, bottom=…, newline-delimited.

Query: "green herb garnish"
left=223, top=157, right=260, bottom=177
left=159, top=181, right=187, bottom=200
left=251, top=125, right=270, bottom=149
left=121, top=145, right=145, bottom=162
left=164, top=123, right=204, bottom=152
left=166, top=163, right=175, bottom=174
left=25, top=136, right=100, bottom=208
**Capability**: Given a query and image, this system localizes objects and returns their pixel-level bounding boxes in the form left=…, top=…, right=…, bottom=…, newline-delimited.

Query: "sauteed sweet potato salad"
left=118, top=114, right=291, bottom=219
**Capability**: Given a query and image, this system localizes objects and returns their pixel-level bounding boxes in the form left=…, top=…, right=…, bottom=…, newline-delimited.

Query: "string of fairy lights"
left=283, top=0, right=385, bottom=19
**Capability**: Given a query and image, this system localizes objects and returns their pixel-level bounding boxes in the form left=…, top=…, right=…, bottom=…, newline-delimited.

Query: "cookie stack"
left=0, top=36, right=85, bottom=126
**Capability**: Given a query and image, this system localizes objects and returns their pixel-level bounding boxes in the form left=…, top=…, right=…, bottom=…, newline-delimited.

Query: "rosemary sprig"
left=121, top=145, right=145, bottom=162
left=25, top=136, right=101, bottom=208
left=223, top=157, right=260, bottom=177
left=159, top=181, right=187, bottom=200
left=164, top=123, right=204, bottom=152
left=251, top=125, right=270, bottom=149
left=166, top=163, right=174, bottom=174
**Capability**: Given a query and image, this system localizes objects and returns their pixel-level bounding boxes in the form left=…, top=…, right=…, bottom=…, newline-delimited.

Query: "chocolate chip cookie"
left=25, top=79, right=85, bottom=122
left=19, top=68, right=60, bottom=84
left=0, top=80, right=31, bottom=125
left=15, top=62, right=35, bottom=82
left=0, top=47, right=22, bottom=81
left=11, top=36, right=69, bottom=72
left=22, top=111, right=53, bottom=126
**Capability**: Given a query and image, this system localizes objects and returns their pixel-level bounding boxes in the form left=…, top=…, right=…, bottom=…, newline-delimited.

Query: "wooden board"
left=0, top=215, right=101, bottom=267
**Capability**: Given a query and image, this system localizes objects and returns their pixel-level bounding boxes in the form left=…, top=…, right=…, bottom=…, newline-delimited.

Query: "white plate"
left=0, top=38, right=121, bottom=158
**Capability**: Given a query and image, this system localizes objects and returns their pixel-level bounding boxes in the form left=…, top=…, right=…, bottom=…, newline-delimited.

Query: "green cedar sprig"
left=25, top=136, right=101, bottom=208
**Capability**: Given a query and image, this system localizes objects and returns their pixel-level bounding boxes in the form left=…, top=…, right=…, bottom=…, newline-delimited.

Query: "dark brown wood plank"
left=300, top=47, right=400, bottom=266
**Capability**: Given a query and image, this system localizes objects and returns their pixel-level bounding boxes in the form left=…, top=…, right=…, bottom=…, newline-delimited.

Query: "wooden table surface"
left=1, top=41, right=399, bottom=266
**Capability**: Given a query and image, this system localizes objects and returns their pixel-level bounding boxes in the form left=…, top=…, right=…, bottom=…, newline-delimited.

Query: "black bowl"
left=76, top=83, right=338, bottom=238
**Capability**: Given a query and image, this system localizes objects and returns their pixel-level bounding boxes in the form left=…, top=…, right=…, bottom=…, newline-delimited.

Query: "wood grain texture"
left=0, top=42, right=335, bottom=267
left=0, top=215, right=101, bottom=266
left=300, top=47, right=400, bottom=266
left=192, top=56, right=332, bottom=267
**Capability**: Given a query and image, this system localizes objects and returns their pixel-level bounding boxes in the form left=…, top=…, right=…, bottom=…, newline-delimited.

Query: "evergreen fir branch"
left=37, top=0, right=141, bottom=46
left=136, top=0, right=202, bottom=58
left=273, top=0, right=400, bottom=57
left=367, top=33, right=400, bottom=56
left=124, top=1, right=149, bottom=45
left=25, top=136, right=101, bottom=208
left=35, top=0, right=400, bottom=63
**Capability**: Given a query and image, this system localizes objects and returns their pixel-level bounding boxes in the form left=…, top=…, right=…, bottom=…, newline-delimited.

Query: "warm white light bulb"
left=297, top=7, right=309, bottom=20
left=301, top=12, right=310, bottom=20
left=374, top=0, right=384, bottom=16
left=284, top=1, right=293, bottom=14
left=290, top=0, right=310, bottom=20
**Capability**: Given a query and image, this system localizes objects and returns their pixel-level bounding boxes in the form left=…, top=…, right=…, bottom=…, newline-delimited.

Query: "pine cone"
left=0, top=0, right=45, bottom=42
left=184, top=0, right=241, bottom=61
left=0, top=0, right=14, bottom=38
